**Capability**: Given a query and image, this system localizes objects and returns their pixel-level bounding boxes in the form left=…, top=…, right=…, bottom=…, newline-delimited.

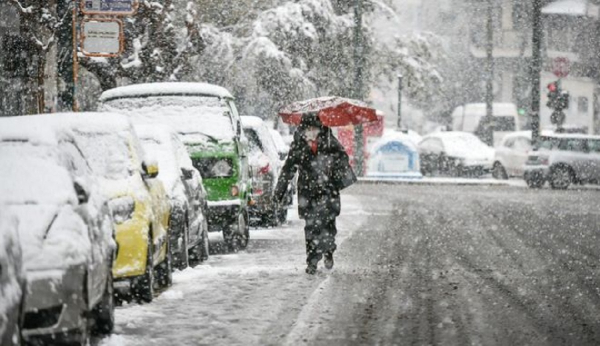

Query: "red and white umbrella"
left=278, top=96, right=378, bottom=127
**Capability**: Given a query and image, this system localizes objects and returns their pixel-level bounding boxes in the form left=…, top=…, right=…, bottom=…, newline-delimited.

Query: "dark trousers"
left=304, top=217, right=337, bottom=266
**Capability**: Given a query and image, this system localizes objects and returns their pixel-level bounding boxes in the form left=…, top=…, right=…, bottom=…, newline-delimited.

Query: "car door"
left=496, top=137, right=514, bottom=172
left=586, top=139, right=600, bottom=182
left=559, top=138, right=590, bottom=181
left=510, top=137, right=532, bottom=177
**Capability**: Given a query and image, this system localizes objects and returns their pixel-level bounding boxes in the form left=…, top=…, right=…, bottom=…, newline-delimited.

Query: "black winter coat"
left=274, top=128, right=357, bottom=220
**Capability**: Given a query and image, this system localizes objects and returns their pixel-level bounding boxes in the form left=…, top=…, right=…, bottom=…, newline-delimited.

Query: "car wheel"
left=132, top=234, right=154, bottom=303
left=492, top=162, right=508, bottom=180
left=200, top=218, right=210, bottom=262
left=550, top=165, right=572, bottom=190
left=155, top=236, right=173, bottom=289
left=277, top=207, right=288, bottom=224
left=225, top=211, right=249, bottom=252
left=91, top=269, right=114, bottom=336
left=172, top=217, right=189, bottom=271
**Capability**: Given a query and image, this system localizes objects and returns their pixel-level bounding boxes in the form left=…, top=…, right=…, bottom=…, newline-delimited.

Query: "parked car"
left=418, top=131, right=495, bottom=177
left=63, top=113, right=173, bottom=302
left=136, top=124, right=210, bottom=268
left=242, top=116, right=288, bottom=226
left=451, top=103, right=521, bottom=146
left=99, top=82, right=251, bottom=252
left=0, top=212, right=25, bottom=346
left=0, top=115, right=116, bottom=343
left=269, top=128, right=295, bottom=206
left=0, top=151, right=115, bottom=345
left=524, top=134, right=600, bottom=189
left=269, top=128, right=289, bottom=161
left=492, top=131, right=532, bottom=179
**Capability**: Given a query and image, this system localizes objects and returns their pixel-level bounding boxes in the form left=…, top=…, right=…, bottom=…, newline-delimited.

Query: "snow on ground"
left=100, top=194, right=367, bottom=346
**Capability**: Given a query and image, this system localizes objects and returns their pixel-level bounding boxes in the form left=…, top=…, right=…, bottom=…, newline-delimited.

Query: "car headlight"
left=108, top=196, right=135, bottom=224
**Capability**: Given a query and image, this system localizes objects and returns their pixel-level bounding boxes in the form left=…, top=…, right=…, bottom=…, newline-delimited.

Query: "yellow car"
left=64, top=113, right=172, bottom=303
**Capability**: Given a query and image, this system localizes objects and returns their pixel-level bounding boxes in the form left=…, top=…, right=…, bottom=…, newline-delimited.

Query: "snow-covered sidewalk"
left=100, top=194, right=367, bottom=346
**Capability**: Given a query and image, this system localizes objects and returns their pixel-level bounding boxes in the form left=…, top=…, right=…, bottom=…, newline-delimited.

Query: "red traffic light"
left=547, top=82, right=558, bottom=92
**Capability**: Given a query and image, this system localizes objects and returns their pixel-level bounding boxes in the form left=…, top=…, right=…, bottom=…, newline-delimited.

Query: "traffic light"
left=546, top=81, right=569, bottom=112
left=546, top=80, right=569, bottom=126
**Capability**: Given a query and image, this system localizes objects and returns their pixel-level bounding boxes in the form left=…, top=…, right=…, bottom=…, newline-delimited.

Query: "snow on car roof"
left=462, top=103, right=517, bottom=115
left=0, top=112, right=133, bottom=138
left=100, top=82, right=234, bottom=102
left=241, top=115, right=265, bottom=129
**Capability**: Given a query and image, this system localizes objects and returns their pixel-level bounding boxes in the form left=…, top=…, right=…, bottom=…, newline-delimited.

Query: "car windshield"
left=74, top=131, right=133, bottom=180
left=0, top=152, right=75, bottom=205
left=101, top=95, right=235, bottom=141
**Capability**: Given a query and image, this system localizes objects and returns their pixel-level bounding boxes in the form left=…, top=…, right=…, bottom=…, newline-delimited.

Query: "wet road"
left=286, top=184, right=600, bottom=346
left=104, top=184, right=600, bottom=346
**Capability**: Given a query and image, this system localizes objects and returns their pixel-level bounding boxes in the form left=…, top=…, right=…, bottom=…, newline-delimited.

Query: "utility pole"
left=57, top=0, right=74, bottom=112
left=531, top=0, right=543, bottom=145
left=353, top=0, right=364, bottom=176
left=484, top=0, right=495, bottom=146
left=397, top=74, right=403, bottom=130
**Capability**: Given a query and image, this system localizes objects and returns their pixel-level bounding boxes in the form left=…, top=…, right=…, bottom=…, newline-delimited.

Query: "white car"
left=269, top=128, right=290, bottom=161
left=242, top=116, right=288, bottom=226
left=524, top=134, right=600, bottom=189
left=492, top=131, right=532, bottom=179
left=418, top=131, right=495, bottom=177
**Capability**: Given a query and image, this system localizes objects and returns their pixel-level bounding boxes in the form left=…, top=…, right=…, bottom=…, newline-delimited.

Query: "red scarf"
left=309, top=139, right=318, bottom=154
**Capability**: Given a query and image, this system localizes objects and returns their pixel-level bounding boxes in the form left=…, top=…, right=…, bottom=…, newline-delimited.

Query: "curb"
left=356, top=178, right=521, bottom=188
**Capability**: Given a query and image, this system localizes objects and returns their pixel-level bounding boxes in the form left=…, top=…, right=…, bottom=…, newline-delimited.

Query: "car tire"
left=155, top=236, right=173, bottom=289
left=492, top=162, right=508, bottom=180
left=277, top=207, right=288, bottom=224
left=172, top=217, right=189, bottom=271
left=225, top=211, right=249, bottom=252
left=200, top=218, right=210, bottom=262
left=91, top=269, right=115, bottom=336
left=132, top=234, right=154, bottom=303
left=550, top=165, right=572, bottom=190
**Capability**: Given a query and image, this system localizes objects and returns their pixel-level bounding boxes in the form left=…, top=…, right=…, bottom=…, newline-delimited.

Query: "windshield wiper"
left=183, top=132, right=219, bottom=144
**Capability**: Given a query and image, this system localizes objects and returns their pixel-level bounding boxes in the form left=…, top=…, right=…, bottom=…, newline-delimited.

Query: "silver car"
left=0, top=117, right=116, bottom=344
left=524, top=134, right=600, bottom=189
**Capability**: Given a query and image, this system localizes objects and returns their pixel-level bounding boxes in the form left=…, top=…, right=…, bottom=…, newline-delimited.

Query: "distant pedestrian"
left=274, top=113, right=357, bottom=274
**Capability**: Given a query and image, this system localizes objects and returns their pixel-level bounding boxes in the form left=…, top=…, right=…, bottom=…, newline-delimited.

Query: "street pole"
left=531, top=0, right=543, bottom=145
left=353, top=0, right=364, bottom=176
left=57, top=0, right=75, bottom=112
left=397, top=74, right=403, bottom=130
left=484, top=0, right=494, bottom=146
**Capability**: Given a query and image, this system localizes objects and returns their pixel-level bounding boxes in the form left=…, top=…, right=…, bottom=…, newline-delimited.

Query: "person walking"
left=274, top=113, right=357, bottom=274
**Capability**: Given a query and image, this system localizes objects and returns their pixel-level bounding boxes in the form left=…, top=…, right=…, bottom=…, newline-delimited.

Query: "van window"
left=513, top=138, right=531, bottom=151
left=558, top=138, right=586, bottom=153
left=587, top=140, right=600, bottom=153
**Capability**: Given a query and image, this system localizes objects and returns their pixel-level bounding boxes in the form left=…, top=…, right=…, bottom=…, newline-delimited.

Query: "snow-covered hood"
left=7, top=205, right=90, bottom=272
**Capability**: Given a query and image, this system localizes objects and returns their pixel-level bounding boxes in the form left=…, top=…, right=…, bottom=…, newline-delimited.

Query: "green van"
left=99, top=82, right=251, bottom=251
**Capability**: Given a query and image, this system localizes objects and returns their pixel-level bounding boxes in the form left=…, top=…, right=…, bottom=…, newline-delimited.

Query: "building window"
left=578, top=97, right=589, bottom=113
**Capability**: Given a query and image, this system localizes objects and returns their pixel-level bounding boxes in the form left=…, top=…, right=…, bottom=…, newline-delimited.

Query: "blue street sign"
left=82, top=0, right=136, bottom=15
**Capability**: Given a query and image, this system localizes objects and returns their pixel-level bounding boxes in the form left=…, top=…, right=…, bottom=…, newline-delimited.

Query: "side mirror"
left=142, top=160, right=159, bottom=179
left=181, top=167, right=194, bottom=180
left=279, top=152, right=287, bottom=161
left=74, top=181, right=90, bottom=204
